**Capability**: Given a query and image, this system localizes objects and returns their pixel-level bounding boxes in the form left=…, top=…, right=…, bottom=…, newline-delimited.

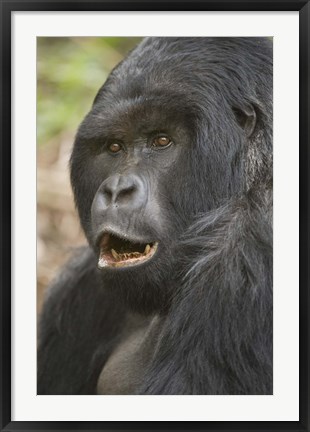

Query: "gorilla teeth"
left=109, top=245, right=153, bottom=262
left=113, top=251, right=143, bottom=261
left=98, top=242, right=158, bottom=268
left=111, top=249, right=119, bottom=260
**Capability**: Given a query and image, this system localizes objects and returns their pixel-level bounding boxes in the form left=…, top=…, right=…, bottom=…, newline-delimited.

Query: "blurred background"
left=37, top=37, right=142, bottom=311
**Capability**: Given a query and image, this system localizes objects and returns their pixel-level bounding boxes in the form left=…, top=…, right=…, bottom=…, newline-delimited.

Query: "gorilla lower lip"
left=97, top=233, right=158, bottom=268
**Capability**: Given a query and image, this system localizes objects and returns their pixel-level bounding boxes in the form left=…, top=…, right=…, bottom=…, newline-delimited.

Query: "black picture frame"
left=1, top=1, right=309, bottom=431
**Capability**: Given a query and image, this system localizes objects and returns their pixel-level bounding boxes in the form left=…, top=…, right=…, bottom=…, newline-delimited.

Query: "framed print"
left=1, top=1, right=309, bottom=431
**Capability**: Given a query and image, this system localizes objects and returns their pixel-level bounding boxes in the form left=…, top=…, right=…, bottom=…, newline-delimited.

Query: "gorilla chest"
left=97, top=315, right=161, bottom=395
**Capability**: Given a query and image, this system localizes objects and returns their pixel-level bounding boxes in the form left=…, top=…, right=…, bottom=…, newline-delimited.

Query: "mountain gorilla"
left=38, top=37, right=273, bottom=395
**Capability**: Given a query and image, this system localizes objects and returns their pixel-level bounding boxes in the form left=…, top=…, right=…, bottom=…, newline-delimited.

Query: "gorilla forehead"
left=81, top=92, right=196, bottom=143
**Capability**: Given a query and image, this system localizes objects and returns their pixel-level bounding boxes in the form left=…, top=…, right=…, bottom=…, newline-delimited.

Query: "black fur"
left=38, top=37, right=273, bottom=395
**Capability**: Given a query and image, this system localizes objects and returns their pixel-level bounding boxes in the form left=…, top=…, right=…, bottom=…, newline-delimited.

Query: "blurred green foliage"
left=37, top=37, right=142, bottom=146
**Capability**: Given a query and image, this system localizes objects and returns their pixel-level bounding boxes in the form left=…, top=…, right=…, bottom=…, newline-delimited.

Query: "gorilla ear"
left=232, top=105, right=256, bottom=137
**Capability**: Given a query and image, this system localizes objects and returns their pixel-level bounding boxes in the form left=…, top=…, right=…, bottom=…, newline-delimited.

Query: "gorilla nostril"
left=115, top=185, right=136, bottom=203
left=97, top=174, right=145, bottom=210
left=102, top=186, right=113, bottom=204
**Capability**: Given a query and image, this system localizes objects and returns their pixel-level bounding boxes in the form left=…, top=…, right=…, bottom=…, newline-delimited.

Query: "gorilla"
left=38, top=37, right=273, bottom=395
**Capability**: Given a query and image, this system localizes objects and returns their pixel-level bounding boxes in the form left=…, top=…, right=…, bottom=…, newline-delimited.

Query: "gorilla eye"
left=108, top=143, right=122, bottom=153
left=152, top=135, right=172, bottom=149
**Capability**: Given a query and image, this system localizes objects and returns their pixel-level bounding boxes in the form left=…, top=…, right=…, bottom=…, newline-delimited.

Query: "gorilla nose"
left=94, top=174, right=146, bottom=212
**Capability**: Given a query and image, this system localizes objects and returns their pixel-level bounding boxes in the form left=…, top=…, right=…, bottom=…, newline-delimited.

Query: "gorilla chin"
left=92, top=224, right=176, bottom=315
left=97, top=236, right=176, bottom=316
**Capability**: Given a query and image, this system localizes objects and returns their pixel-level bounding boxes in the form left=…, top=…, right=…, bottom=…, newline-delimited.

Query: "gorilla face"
left=87, top=99, right=187, bottom=268
left=70, top=89, right=200, bottom=309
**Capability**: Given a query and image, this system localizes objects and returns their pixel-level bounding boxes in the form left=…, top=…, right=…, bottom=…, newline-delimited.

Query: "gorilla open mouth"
left=97, top=232, right=158, bottom=269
